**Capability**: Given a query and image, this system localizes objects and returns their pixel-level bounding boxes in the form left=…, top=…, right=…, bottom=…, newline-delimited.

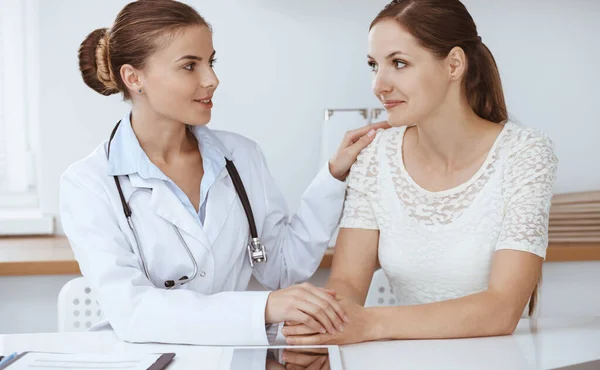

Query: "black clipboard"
left=0, top=352, right=175, bottom=370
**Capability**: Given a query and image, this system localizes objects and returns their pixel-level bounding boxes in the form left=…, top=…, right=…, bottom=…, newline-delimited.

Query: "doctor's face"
left=139, top=25, right=219, bottom=126
left=368, top=19, right=451, bottom=127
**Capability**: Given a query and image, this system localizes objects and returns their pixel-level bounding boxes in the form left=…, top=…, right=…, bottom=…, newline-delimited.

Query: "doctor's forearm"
left=369, top=290, right=520, bottom=340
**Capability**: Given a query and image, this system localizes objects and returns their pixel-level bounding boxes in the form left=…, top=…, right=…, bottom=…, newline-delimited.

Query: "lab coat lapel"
left=202, top=168, right=237, bottom=246
left=127, top=174, right=211, bottom=248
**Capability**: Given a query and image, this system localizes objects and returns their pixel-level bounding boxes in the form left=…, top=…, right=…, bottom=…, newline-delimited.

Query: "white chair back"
left=57, top=276, right=103, bottom=332
left=365, top=269, right=397, bottom=307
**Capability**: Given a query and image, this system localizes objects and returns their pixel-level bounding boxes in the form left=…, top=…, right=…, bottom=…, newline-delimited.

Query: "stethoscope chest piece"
left=248, top=238, right=267, bottom=267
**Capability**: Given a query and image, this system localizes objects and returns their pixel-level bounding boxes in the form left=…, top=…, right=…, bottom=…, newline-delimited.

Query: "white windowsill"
left=0, top=209, right=55, bottom=236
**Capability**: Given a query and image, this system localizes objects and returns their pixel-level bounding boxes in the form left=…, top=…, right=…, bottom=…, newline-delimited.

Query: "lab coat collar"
left=148, top=176, right=212, bottom=247
left=126, top=168, right=237, bottom=249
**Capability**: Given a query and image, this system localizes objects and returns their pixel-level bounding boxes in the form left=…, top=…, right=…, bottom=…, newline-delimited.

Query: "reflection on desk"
left=225, top=347, right=343, bottom=370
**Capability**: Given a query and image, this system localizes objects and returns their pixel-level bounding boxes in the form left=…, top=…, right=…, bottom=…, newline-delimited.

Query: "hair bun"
left=78, top=28, right=120, bottom=96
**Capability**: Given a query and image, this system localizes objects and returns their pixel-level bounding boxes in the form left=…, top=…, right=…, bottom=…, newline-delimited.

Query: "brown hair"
left=370, top=0, right=508, bottom=124
left=372, top=0, right=539, bottom=316
left=78, top=0, right=210, bottom=99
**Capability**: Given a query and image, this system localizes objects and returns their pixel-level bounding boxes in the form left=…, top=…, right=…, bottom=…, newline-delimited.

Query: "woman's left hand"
left=282, top=297, right=378, bottom=345
left=328, top=121, right=390, bottom=182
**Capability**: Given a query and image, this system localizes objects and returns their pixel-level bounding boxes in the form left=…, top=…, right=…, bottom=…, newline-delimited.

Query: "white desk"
left=1, top=317, right=600, bottom=370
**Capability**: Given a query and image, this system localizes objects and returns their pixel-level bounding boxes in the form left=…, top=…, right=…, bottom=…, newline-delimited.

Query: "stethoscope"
left=107, top=120, right=267, bottom=289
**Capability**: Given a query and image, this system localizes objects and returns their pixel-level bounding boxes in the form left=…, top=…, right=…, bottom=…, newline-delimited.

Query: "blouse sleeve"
left=338, top=131, right=383, bottom=230
left=496, top=129, right=558, bottom=259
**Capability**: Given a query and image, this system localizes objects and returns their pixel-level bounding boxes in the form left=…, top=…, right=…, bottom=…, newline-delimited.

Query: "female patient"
left=283, top=0, right=558, bottom=345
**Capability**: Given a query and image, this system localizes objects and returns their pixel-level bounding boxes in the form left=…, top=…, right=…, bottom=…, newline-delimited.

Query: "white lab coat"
left=59, top=129, right=346, bottom=346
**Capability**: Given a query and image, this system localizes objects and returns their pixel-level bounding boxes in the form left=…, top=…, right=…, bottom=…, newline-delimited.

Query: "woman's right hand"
left=265, top=283, right=349, bottom=335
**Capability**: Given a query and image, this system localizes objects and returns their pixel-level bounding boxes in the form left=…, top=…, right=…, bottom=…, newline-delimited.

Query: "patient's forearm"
left=326, top=278, right=368, bottom=306
left=370, top=290, right=521, bottom=340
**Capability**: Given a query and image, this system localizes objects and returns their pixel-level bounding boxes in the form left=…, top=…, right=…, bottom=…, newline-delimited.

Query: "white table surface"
left=1, top=317, right=599, bottom=370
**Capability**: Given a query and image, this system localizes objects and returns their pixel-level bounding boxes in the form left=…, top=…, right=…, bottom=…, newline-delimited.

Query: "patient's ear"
left=446, top=46, right=467, bottom=82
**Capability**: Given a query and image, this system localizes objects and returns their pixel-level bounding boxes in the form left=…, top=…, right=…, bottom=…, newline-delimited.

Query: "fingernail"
left=329, top=328, right=337, bottom=335
left=339, top=324, right=345, bottom=332
left=320, top=327, right=326, bottom=334
left=344, top=315, right=351, bottom=323
left=368, top=129, right=375, bottom=137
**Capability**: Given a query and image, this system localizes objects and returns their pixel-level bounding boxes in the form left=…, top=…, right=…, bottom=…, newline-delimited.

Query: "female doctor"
left=60, top=0, right=385, bottom=346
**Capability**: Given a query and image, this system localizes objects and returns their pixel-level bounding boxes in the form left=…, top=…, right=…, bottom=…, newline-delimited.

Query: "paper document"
left=3, top=353, right=162, bottom=370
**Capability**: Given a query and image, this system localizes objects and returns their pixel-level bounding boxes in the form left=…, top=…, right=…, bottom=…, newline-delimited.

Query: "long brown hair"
left=371, top=0, right=539, bottom=316
left=78, top=0, right=209, bottom=99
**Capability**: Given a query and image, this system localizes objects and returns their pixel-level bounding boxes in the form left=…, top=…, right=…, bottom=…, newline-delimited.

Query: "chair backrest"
left=365, top=269, right=397, bottom=307
left=57, top=276, right=103, bottom=332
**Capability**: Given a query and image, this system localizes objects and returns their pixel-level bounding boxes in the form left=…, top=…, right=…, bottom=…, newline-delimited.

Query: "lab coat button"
left=200, top=271, right=206, bottom=277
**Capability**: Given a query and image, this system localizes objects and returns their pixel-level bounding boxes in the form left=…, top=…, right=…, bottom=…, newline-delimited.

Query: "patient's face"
left=368, top=19, right=451, bottom=127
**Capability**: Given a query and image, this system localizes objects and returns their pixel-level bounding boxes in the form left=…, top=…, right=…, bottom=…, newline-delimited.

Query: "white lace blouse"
left=339, top=122, right=558, bottom=305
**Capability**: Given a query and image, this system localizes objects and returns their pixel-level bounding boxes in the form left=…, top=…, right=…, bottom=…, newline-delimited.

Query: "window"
left=0, top=0, right=53, bottom=235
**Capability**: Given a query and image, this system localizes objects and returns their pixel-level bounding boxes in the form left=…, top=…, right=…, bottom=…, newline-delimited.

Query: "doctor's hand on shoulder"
left=328, top=121, right=390, bottom=182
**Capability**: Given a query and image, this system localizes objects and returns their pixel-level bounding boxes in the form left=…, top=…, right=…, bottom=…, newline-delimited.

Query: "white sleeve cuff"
left=252, top=291, right=272, bottom=345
